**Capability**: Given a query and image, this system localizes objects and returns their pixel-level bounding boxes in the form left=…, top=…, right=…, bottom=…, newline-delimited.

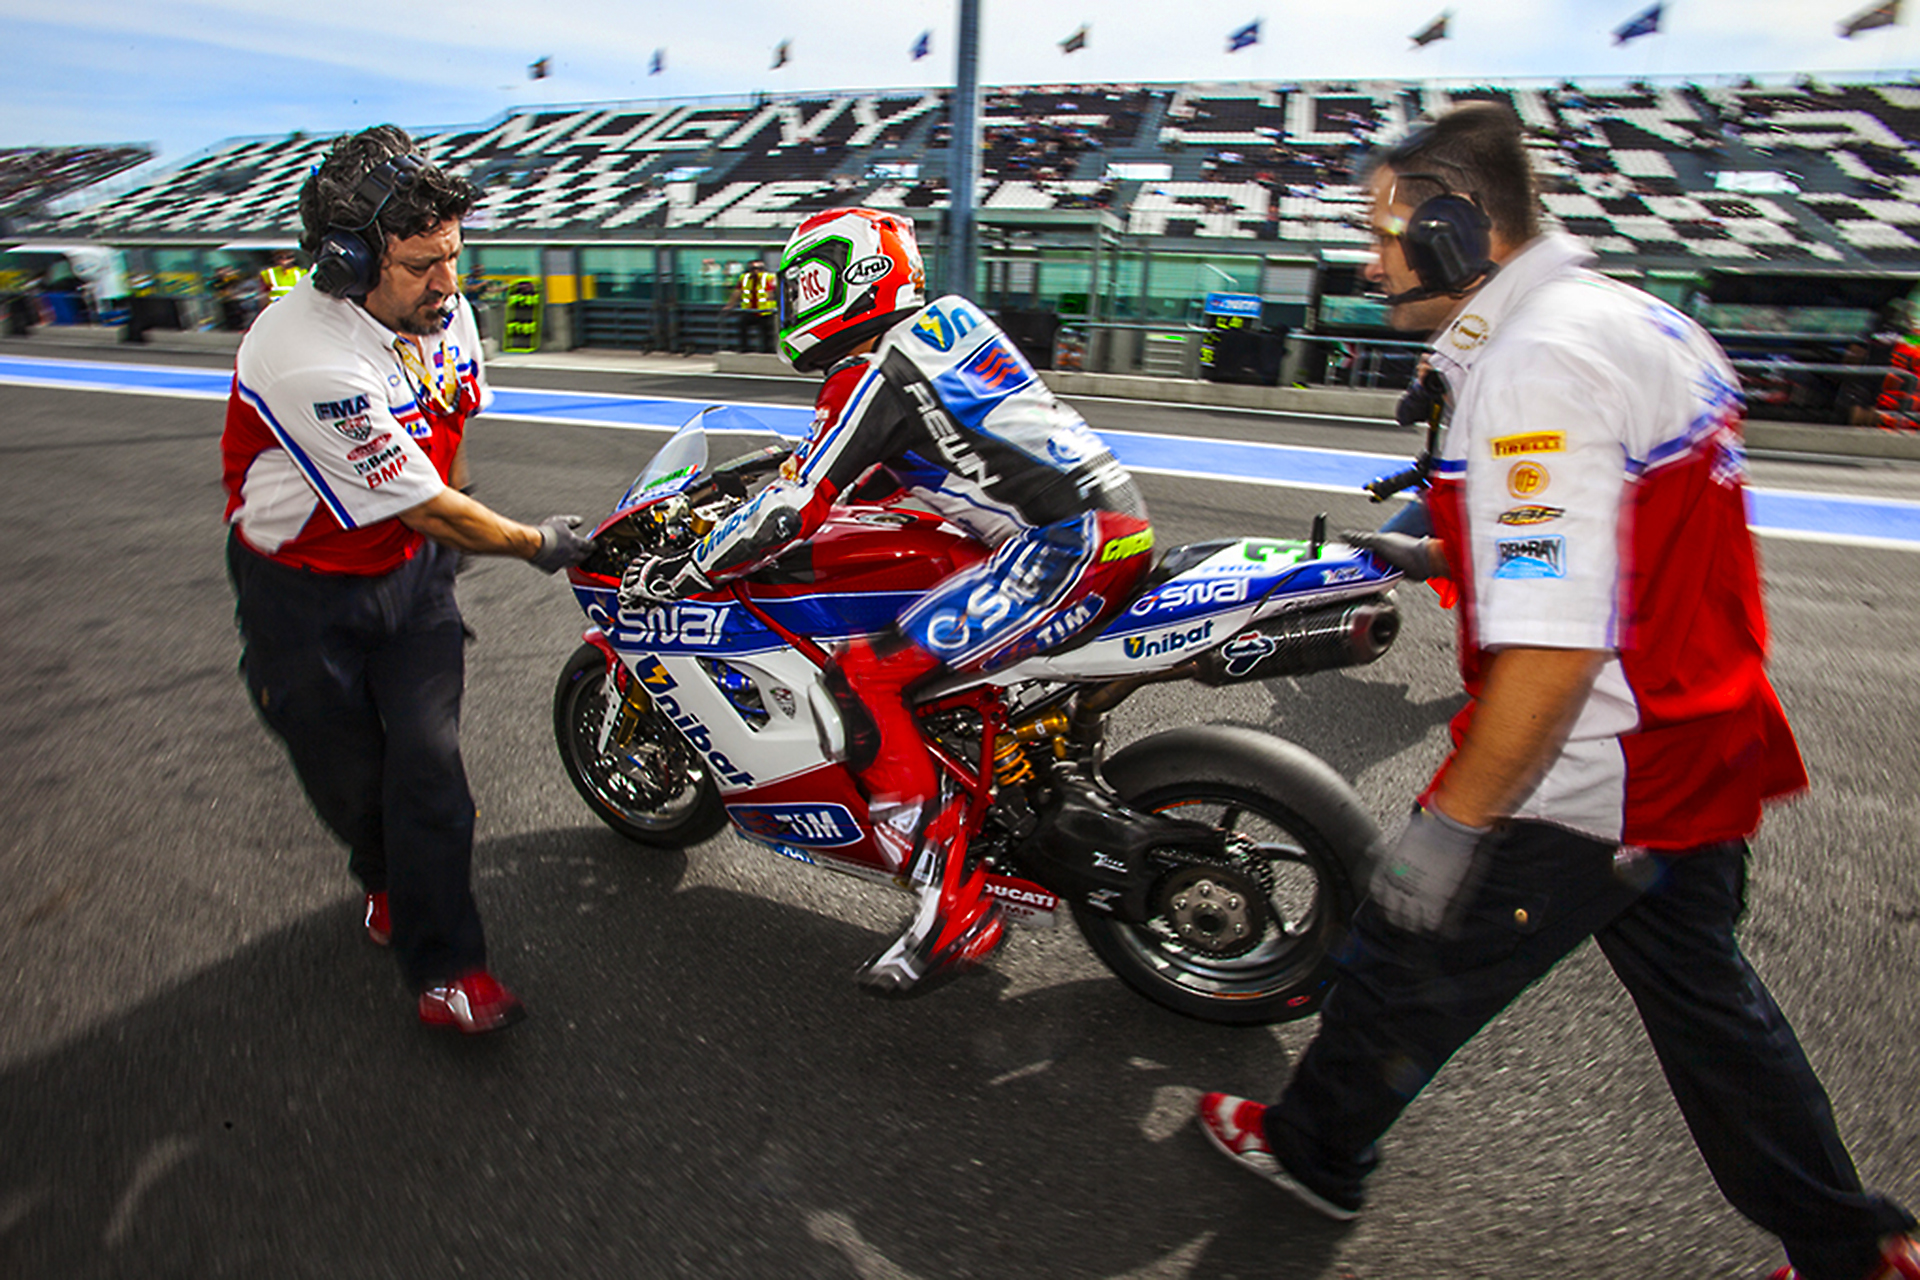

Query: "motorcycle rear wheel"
left=553, top=643, right=727, bottom=848
left=1075, top=724, right=1377, bottom=1025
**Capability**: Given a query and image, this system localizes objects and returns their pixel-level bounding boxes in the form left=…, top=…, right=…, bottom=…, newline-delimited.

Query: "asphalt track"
left=0, top=344, right=1916, bottom=1279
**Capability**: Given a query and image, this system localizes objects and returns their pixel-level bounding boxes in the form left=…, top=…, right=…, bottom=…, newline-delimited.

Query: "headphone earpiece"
left=310, top=152, right=426, bottom=300
left=1398, top=191, right=1493, bottom=300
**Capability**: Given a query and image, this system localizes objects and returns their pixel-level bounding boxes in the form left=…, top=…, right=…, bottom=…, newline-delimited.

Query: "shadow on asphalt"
left=2, top=825, right=1352, bottom=1280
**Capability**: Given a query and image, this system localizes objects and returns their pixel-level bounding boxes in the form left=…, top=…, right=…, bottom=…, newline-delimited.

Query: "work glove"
left=1343, top=529, right=1445, bottom=582
left=619, top=551, right=712, bottom=608
left=1369, top=805, right=1491, bottom=935
left=1396, top=366, right=1449, bottom=429
left=528, top=515, right=595, bottom=574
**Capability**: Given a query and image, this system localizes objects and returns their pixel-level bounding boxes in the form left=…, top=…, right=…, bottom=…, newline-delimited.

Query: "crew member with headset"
left=220, top=125, right=595, bottom=1035
left=258, top=248, right=306, bottom=306
left=1191, top=104, right=1919, bottom=1280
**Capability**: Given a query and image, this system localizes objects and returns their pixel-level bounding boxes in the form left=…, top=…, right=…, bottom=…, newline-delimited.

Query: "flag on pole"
left=910, top=30, right=932, bottom=60
left=1612, top=2, right=1661, bottom=43
left=1839, top=0, right=1901, bottom=36
left=771, top=39, right=791, bottom=69
left=1410, top=12, right=1449, bottom=47
left=1227, top=20, right=1260, bottom=52
left=649, top=48, right=665, bottom=75
left=528, top=57, right=550, bottom=80
left=1060, top=24, right=1089, bottom=53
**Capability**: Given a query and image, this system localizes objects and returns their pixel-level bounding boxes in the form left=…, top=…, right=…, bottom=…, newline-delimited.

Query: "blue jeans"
left=227, top=533, right=486, bottom=991
left=1270, top=823, right=1913, bottom=1280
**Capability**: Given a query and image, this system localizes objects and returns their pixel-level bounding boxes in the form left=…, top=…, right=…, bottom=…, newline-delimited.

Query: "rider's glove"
left=619, top=551, right=711, bottom=608
left=1343, top=529, right=1445, bottom=582
left=1369, top=804, right=1491, bottom=936
left=528, top=515, right=596, bottom=574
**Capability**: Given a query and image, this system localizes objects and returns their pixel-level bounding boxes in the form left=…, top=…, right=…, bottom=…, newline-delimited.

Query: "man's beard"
left=395, top=294, right=452, bottom=336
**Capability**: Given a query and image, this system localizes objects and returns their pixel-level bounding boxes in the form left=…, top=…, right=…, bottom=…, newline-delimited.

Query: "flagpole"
left=949, top=0, right=982, bottom=299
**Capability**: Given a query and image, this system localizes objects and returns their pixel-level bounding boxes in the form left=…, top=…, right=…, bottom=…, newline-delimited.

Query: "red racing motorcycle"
left=554, top=410, right=1401, bottom=1023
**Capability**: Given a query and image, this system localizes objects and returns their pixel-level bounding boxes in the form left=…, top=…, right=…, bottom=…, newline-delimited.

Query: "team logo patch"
left=1506, top=461, right=1550, bottom=499
left=1497, top=504, right=1565, bottom=526
left=1494, top=535, right=1566, bottom=579
left=1491, top=432, right=1564, bottom=458
left=1449, top=314, right=1491, bottom=350
left=329, top=413, right=374, bottom=443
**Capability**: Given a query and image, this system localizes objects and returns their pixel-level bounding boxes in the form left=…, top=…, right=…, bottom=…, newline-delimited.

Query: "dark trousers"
left=737, top=311, right=773, bottom=354
left=227, top=533, right=486, bottom=990
left=1271, top=823, right=1913, bottom=1280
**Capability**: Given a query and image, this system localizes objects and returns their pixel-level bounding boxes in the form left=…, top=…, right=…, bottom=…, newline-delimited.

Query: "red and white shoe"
left=1196, top=1092, right=1361, bottom=1222
left=418, top=971, right=526, bottom=1035
left=363, top=892, right=390, bottom=946
left=1773, top=1234, right=1920, bottom=1280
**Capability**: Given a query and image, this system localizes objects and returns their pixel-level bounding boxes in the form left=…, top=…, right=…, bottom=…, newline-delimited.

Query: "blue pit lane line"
left=5, top=353, right=1918, bottom=550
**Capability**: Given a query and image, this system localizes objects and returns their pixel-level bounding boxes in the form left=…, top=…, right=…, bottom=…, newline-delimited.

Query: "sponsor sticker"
left=1494, top=535, right=1566, bottom=579
left=1490, top=431, right=1565, bottom=458
left=329, top=412, right=375, bottom=443
left=1100, top=528, right=1154, bottom=563
left=345, top=432, right=394, bottom=462
left=1498, top=504, right=1565, bottom=526
left=1122, top=619, right=1214, bottom=660
left=1127, top=576, right=1248, bottom=617
left=727, top=802, right=863, bottom=848
left=1219, top=629, right=1278, bottom=677
left=313, top=393, right=371, bottom=421
left=1506, top=460, right=1550, bottom=499
left=843, top=253, right=893, bottom=285
left=791, top=260, right=836, bottom=312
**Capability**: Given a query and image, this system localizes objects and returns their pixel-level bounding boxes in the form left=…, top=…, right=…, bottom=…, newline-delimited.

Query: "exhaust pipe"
left=1192, top=598, right=1400, bottom=686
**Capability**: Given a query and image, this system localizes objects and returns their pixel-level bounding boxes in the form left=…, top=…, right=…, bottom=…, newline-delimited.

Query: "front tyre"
left=553, top=643, right=727, bottom=848
left=1075, top=725, right=1378, bottom=1025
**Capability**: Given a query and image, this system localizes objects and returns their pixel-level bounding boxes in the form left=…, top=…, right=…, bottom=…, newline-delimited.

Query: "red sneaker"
left=1773, top=1235, right=1920, bottom=1280
left=1196, top=1092, right=1362, bottom=1221
left=418, top=971, right=526, bottom=1035
left=364, top=892, right=390, bottom=946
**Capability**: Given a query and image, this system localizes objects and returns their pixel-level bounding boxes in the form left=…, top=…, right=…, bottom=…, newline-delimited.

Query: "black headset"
left=310, top=152, right=427, bottom=299
left=1384, top=171, right=1496, bottom=305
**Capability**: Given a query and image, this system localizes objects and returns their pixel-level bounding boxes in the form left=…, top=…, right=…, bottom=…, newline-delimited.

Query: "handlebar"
left=1364, top=459, right=1429, bottom=503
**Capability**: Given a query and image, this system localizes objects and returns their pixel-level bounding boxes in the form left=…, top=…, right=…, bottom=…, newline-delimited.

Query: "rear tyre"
left=552, top=643, right=727, bottom=848
left=1074, top=724, right=1377, bottom=1025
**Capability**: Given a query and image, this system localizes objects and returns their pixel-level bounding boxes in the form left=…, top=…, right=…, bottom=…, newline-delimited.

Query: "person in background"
left=258, top=248, right=306, bottom=307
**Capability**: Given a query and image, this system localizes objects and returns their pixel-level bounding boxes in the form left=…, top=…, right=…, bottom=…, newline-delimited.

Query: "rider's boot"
left=856, top=791, right=1007, bottom=997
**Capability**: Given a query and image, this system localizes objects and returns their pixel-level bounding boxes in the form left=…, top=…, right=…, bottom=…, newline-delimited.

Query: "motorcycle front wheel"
left=1075, top=724, right=1378, bottom=1026
left=552, top=643, right=727, bottom=848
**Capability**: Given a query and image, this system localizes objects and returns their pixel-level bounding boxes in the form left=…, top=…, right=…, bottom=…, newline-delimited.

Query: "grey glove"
left=619, top=551, right=711, bottom=608
left=529, top=515, right=595, bottom=574
left=1369, top=805, right=1490, bottom=935
left=1344, top=529, right=1444, bottom=582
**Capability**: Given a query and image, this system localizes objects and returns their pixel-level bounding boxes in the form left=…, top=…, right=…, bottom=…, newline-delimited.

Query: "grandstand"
left=12, top=76, right=1920, bottom=393
left=0, top=144, right=152, bottom=235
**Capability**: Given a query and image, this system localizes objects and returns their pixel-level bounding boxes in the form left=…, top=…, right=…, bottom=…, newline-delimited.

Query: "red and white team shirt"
left=220, top=276, right=490, bottom=574
left=1421, top=234, right=1806, bottom=848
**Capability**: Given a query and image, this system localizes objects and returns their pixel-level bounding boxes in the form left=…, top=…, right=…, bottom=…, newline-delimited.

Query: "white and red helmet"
left=777, top=208, right=925, bottom=371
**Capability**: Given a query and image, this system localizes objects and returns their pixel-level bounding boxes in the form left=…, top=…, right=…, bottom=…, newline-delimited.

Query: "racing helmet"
left=777, top=208, right=925, bottom=371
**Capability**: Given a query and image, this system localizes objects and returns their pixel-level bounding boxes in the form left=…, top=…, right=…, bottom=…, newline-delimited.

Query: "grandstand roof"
left=30, top=79, right=1920, bottom=274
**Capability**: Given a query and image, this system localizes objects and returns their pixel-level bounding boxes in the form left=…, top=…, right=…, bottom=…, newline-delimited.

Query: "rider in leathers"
left=619, top=208, right=1154, bottom=995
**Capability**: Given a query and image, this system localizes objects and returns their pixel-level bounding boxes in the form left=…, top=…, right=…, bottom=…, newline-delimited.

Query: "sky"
left=5, top=0, right=1918, bottom=164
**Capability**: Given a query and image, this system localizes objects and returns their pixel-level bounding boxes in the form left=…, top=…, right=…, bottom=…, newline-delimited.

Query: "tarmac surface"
left=0, top=339, right=1916, bottom=1279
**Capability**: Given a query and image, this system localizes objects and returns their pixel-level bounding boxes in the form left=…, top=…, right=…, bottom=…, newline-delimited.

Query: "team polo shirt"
left=221, top=277, right=490, bottom=574
left=1421, top=234, right=1806, bottom=848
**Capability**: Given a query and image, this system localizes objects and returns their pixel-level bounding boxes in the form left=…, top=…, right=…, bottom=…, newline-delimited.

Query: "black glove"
left=528, top=515, right=595, bottom=573
left=619, top=551, right=711, bottom=608
left=1343, top=529, right=1444, bottom=582
left=1396, top=366, right=1450, bottom=430
left=1369, top=805, right=1491, bottom=935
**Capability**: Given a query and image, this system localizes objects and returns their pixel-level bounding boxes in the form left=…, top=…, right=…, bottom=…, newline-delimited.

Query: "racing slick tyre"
left=1074, top=724, right=1378, bottom=1025
left=553, top=642, right=727, bottom=849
